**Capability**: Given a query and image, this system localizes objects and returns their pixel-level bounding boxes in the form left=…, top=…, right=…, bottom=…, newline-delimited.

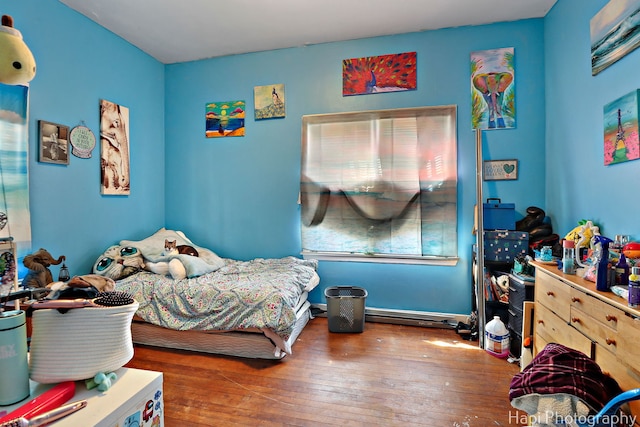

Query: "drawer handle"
left=571, top=297, right=581, bottom=303
left=606, top=338, right=616, bottom=346
left=537, top=320, right=544, bottom=325
left=546, top=291, right=555, bottom=297
left=605, top=314, right=617, bottom=322
left=571, top=317, right=581, bottom=324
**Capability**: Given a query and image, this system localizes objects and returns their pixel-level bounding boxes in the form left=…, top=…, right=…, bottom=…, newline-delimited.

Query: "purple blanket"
left=510, top=343, right=622, bottom=412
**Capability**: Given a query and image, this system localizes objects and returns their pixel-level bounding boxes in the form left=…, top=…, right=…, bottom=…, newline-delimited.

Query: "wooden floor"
left=126, top=317, right=527, bottom=427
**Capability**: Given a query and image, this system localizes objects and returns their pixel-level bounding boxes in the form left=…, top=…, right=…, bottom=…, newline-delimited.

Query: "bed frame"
left=130, top=301, right=312, bottom=359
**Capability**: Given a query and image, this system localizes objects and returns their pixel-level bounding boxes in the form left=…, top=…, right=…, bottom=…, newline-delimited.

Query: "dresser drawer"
left=617, top=314, right=640, bottom=362
left=535, top=303, right=593, bottom=358
left=569, top=306, right=618, bottom=355
left=535, top=270, right=571, bottom=321
left=594, top=342, right=640, bottom=419
left=569, top=287, right=621, bottom=331
left=534, top=332, right=550, bottom=356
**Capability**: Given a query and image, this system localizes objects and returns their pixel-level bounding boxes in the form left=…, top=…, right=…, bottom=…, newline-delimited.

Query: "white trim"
left=302, top=251, right=458, bottom=266
left=313, top=303, right=468, bottom=328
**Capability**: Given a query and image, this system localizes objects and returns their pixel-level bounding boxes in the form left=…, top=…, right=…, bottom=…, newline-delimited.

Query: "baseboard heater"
left=311, top=304, right=467, bottom=329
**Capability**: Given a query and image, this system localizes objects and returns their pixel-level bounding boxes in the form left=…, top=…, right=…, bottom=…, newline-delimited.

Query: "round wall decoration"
left=69, top=124, right=96, bottom=159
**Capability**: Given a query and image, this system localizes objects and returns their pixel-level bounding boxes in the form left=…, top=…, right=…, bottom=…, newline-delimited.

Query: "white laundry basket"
left=29, top=301, right=139, bottom=383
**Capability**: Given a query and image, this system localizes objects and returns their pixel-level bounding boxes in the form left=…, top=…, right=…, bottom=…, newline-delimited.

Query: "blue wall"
left=11, top=1, right=551, bottom=315
left=6, top=2, right=165, bottom=277
left=545, top=0, right=640, bottom=241
left=164, top=20, right=546, bottom=314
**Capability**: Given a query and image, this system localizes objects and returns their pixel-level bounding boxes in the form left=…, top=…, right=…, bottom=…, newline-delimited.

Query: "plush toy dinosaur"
left=0, top=14, right=36, bottom=85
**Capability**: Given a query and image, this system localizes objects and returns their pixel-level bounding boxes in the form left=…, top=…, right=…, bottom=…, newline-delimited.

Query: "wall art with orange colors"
left=342, top=52, right=417, bottom=96
left=205, top=100, right=246, bottom=138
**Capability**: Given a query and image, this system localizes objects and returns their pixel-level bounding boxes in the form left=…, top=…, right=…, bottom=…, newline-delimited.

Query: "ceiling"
left=59, top=0, right=557, bottom=64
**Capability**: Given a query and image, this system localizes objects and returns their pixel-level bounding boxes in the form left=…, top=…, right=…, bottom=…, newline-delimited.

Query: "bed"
left=95, top=228, right=320, bottom=360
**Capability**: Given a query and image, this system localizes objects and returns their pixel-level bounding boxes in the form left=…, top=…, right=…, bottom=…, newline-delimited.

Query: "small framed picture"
left=483, top=159, right=518, bottom=181
left=38, top=120, right=70, bottom=165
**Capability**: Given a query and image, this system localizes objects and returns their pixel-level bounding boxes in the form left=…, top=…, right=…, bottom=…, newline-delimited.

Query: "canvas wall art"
left=603, top=89, right=640, bottom=165
left=38, top=120, right=69, bottom=165
left=206, top=101, right=246, bottom=137
left=470, top=47, right=516, bottom=130
left=0, top=83, right=32, bottom=281
left=254, top=84, right=285, bottom=120
left=100, top=99, right=130, bottom=195
left=591, top=0, right=640, bottom=76
left=342, top=52, right=417, bottom=96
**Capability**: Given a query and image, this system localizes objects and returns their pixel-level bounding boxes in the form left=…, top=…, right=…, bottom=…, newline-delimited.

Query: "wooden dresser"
left=532, top=261, right=640, bottom=416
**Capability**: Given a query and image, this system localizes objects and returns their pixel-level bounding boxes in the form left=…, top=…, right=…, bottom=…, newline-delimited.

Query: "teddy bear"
left=0, top=15, right=36, bottom=85
left=22, top=248, right=65, bottom=288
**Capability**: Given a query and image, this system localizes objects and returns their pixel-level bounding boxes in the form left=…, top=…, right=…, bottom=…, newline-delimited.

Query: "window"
left=300, top=105, right=458, bottom=264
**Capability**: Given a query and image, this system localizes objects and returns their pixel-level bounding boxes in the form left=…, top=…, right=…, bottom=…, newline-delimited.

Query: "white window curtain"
left=0, top=83, right=31, bottom=282
left=301, top=106, right=457, bottom=260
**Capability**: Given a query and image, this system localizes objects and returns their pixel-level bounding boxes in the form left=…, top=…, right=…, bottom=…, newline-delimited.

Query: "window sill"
left=301, top=251, right=459, bottom=266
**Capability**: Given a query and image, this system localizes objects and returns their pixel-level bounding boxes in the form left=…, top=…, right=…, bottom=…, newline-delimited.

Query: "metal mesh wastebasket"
left=325, top=286, right=367, bottom=333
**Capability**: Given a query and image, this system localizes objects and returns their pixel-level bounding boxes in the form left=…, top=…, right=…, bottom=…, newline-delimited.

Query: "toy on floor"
left=0, top=15, right=36, bottom=85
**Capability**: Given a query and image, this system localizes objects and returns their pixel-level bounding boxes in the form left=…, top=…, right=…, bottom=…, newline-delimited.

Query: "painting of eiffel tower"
left=603, top=89, right=640, bottom=165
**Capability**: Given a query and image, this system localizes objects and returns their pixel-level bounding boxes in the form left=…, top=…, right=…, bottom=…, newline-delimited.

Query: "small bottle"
left=562, top=239, right=576, bottom=274
left=611, top=235, right=624, bottom=257
left=615, top=253, right=630, bottom=286
left=629, top=267, right=640, bottom=309
left=596, top=239, right=611, bottom=292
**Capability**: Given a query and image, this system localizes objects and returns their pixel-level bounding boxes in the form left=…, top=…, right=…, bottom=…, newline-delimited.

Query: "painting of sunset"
left=206, top=100, right=246, bottom=138
left=603, top=89, right=640, bottom=165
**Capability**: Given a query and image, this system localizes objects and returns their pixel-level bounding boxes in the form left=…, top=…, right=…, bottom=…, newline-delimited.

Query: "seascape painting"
left=470, top=47, right=516, bottom=130
left=603, top=89, right=640, bottom=165
left=0, top=83, right=32, bottom=281
left=591, top=0, right=640, bottom=76
left=254, top=84, right=285, bottom=120
left=206, top=100, right=246, bottom=137
left=342, top=52, right=417, bottom=96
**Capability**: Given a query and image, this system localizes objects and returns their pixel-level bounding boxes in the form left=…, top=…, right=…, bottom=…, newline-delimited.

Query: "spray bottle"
left=594, top=235, right=613, bottom=292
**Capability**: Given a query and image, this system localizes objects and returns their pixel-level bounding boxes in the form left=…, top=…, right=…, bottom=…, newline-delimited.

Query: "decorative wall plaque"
left=69, top=124, right=96, bottom=158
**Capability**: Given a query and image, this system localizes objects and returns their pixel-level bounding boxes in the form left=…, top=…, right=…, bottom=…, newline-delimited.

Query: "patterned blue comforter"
left=115, top=257, right=318, bottom=352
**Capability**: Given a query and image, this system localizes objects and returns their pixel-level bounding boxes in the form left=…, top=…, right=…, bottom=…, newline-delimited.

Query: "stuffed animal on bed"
left=119, top=228, right=225, bottom=281
left=145, top=258, right=188, bottom=280
left=92, top=245, right=145, bottom=280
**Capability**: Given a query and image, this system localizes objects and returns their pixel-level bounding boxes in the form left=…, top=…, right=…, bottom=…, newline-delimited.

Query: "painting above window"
left=342, top=52, right=417, bottom=96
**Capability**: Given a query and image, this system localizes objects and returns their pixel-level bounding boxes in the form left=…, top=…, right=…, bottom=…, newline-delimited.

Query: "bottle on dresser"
left=562, top=239, right=576, bottom=275
left=615, top=253, right=630, bottom=286
left=629, top=267, right=640, bottom=309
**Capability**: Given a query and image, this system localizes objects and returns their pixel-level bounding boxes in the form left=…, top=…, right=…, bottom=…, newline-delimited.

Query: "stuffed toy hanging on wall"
left=0, top=14, right=36, bottom=85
